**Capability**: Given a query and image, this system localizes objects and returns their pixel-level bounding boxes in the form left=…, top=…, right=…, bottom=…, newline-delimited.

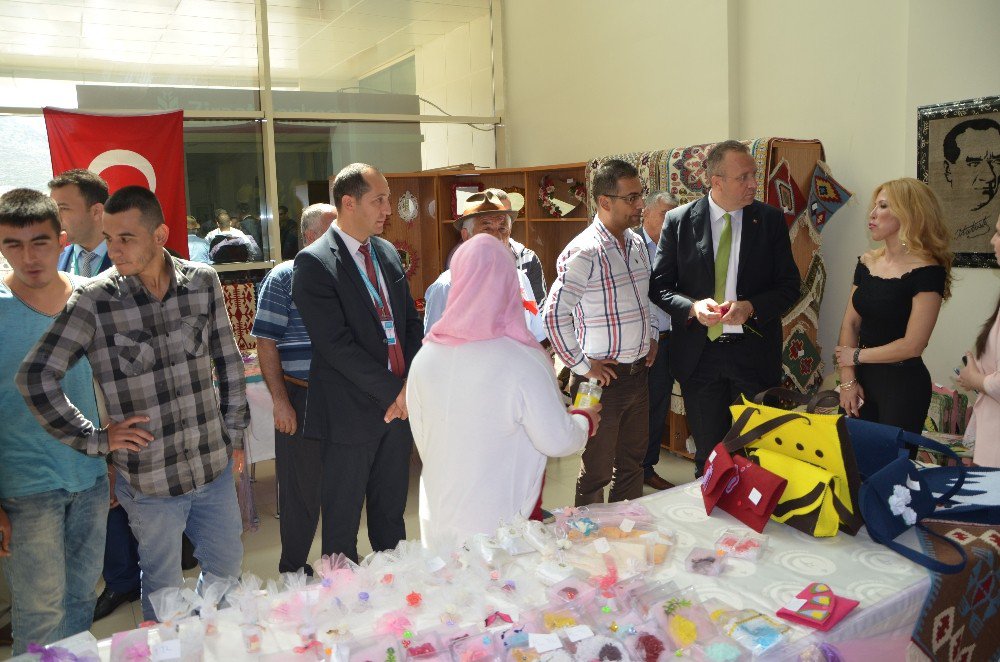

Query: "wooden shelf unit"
left=374, top=162, right=590, bottom=300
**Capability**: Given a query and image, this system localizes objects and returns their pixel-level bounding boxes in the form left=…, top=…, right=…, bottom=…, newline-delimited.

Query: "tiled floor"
left=0, top=447, right=694, bottom=658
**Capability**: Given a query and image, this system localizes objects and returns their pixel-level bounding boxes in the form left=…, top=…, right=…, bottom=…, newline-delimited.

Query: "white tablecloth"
left=638, top=482, right=930, bottom=659
left=79, top=481, right=930, bottom=660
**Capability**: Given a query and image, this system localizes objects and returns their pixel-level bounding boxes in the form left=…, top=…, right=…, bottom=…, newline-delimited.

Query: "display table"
left=639, top=483, right=929, bottom=659
left=70, top=482, right=929, bottom=661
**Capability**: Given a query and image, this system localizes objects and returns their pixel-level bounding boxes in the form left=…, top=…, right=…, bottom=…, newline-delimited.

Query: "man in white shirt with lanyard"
left=293, top=163, right=423, bottom=562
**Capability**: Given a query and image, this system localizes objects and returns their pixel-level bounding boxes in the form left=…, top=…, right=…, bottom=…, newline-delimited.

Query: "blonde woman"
left=835, top=178, right=952, bottom=433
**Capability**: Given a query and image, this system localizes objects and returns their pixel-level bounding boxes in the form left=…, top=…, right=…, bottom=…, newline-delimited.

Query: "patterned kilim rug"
left=807, top=160, right=853, bottom=232
left=221, top=280, right=257, bottom=352
left=913, top=519, right=1000, bottom=661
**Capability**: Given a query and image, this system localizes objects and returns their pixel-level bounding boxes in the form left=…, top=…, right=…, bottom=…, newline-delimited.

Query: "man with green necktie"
left=649, top=141, right=800, bottom=478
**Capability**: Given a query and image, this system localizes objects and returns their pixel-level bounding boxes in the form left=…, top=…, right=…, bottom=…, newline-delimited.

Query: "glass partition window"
left=0, top=0, right=500, bottom=265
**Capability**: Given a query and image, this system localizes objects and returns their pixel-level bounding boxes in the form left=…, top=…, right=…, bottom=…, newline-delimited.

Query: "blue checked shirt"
left=251, top=261, right=312, bottom=380
left=17, top=252, right=249, bottom=497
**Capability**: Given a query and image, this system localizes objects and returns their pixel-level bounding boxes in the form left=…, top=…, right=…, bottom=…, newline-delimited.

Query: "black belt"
left=613, top=359, right=647, bottom=375
left=711, top=333, right=745, bottom=344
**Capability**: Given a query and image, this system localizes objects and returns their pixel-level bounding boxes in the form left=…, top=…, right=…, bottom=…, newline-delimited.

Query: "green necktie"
left=708, top=212, right=732, bottom=341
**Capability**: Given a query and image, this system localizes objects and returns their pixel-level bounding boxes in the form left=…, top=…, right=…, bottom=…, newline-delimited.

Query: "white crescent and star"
left=88, top=149, right=157, bottom=191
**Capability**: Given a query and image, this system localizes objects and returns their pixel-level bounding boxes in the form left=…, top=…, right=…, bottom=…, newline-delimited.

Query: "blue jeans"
left=1, top=475, right=108, bottom=655
left=115, top=461, right=243, bottom=621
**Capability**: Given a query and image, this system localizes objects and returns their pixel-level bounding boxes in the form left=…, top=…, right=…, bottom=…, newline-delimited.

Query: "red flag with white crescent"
left=43, top=108, right=189, bottom=258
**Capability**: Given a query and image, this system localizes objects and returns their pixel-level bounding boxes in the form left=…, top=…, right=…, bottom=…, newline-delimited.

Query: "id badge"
left=383, top=320, right=397, bottom=345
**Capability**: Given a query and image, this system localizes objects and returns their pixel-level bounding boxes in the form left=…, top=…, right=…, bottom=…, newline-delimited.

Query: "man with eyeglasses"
left=544, top=159, right=659, bottom=506
left=650, top=140, right=800, bottom=478
left=423, top=192, right=546, bottom=342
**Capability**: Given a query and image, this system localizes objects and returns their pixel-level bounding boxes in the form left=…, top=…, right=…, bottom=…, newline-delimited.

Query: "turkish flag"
left=43, top=108, right=189, bottom=258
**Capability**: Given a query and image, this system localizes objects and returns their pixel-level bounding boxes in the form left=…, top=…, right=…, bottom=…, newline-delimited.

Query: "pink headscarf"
left=424, top=233, right=540, bottom=350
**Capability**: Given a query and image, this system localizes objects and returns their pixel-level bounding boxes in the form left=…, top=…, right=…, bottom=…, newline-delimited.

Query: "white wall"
left=501, top=0, right=736, bottom=166
left=501, top=0, right=1000, bottom=387
left=415, top=15, right=496, bottom=169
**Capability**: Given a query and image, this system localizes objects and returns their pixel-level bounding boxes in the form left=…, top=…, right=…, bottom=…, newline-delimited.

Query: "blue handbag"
left=923, top=465, right=1000, bottom=525
left=858, top=429, right=968, bottom=574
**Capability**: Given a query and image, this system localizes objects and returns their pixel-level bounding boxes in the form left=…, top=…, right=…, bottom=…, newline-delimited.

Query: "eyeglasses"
left=604, top=193, right=644, bottom=205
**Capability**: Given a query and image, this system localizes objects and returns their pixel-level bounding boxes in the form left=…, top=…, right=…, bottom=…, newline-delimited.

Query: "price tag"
left=905, top=477, right=921, bottom=492
left=619, top=518, right=635, bottom=533
left=593, top=537, right=611, bottom=554
left=748, top=488, right=762, bottom=505
left=565, top=625, right=595, bottom=642
left=151, top=639, right=181, bottom=661
left=783, top=597, right=807, bottom=612
left=528, top=633, right=563, bottom=653
left=426, top=556, right=446, bottom=573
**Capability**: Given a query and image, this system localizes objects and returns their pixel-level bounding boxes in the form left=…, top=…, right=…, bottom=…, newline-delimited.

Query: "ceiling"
left=0, top=0, right=491, bottom=89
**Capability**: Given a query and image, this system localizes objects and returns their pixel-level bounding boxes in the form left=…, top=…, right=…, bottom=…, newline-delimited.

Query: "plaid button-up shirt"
left=17, top=253, right=249, bottom=497
left=544, top=218, right=658, bottom=375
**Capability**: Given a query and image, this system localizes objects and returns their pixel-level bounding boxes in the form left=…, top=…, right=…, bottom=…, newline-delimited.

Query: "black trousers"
left=274, top=381, right=324, bottom=574
left=644, top=331, right=674, bottom=476
left=858, top=361, right=931, bottom=434
left=320, top=419, right=412, bottom=563
left=680, top=339, right=770, bottom=478
left=103, top=505, right=140, bottom=593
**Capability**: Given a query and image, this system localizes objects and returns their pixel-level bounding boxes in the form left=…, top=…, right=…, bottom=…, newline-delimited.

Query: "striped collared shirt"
left=544, top=217, right=657, bottom=375
left=17, top=252, right=249, bottom=497
left=251, top=261, right=312, bottom=380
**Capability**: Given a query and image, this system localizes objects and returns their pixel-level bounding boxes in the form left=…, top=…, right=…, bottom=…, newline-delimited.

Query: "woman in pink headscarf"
left=407, top=234, right=601, bottom=550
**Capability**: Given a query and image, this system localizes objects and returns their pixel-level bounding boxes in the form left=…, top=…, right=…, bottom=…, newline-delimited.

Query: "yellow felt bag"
left=722, top=389, right=863, bottom=537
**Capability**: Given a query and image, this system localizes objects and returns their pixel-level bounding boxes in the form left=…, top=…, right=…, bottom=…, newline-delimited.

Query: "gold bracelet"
left=840, top=379, right=857, bottom=391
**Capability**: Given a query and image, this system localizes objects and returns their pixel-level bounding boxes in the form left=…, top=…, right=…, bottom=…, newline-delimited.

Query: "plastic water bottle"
left=574, top=378, right=603, bottom=408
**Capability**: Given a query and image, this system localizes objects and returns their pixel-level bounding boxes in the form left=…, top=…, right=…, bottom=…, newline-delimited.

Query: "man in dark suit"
left=293, top=163, right=423, bottom=562
left=651, top=141, right=800, bottom=477
left=48, top=170, right=114, bottom=277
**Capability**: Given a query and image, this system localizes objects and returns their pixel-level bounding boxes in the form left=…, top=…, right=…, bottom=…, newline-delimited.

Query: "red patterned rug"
left=221, top=280, right=257, bottom=352
left=913, top=520, right=1000, bottom=661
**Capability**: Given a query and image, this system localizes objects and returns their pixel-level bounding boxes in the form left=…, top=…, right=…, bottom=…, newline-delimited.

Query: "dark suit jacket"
left=57, top=244, right=113, bottom=275
left=292, top=226, right=423, bottom=443
left=650, top=197, right=800, bottom=385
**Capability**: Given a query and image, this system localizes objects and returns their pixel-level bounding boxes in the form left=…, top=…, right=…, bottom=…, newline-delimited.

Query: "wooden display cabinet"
left=371, top=162, right=589, bottom=301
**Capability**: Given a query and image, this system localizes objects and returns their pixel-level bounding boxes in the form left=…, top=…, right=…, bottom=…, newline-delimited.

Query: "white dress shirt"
left=707, top=192, right=744, bottom=334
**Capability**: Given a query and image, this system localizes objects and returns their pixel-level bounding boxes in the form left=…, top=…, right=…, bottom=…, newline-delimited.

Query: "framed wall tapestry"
left=918, top=94, right=1000, bottom=268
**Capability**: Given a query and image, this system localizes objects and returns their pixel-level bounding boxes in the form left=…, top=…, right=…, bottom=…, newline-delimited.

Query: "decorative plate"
left=397, top=191, right=419, bottom=225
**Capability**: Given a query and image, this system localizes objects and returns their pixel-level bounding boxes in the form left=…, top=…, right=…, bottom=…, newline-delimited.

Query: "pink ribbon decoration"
left=484, top=611, right=513, bottom=626
left=124, top=643, right=151, bottom=661
left=293, top=640, right=324, bottom=655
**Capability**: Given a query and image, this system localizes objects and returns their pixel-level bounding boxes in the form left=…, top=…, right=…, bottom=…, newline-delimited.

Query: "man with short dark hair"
left=252, top=203, right=337, bottom=574
left=651, top=141, right=800, bottom=477
left=48, top=169, right=113, bottom=276
left=293, top=163, right=423, bottom=562
left=544, top=159, right=659, bottom=506
left=640, top=191, right=679, bottom=491
left=0, top=189, right=107, bottom=653
left=18, top=185, right=249, bottom=620
left=943, top=117, right=1000, bottom=212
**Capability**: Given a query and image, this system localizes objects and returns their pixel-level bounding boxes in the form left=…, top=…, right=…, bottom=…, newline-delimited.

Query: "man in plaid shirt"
left=544, top=160, right=659, bottom=506
left=18, top=186, right=248, bottom=621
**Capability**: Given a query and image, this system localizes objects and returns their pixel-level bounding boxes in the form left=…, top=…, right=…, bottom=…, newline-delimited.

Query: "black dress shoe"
left=93, top=586, right=140, bottom=621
